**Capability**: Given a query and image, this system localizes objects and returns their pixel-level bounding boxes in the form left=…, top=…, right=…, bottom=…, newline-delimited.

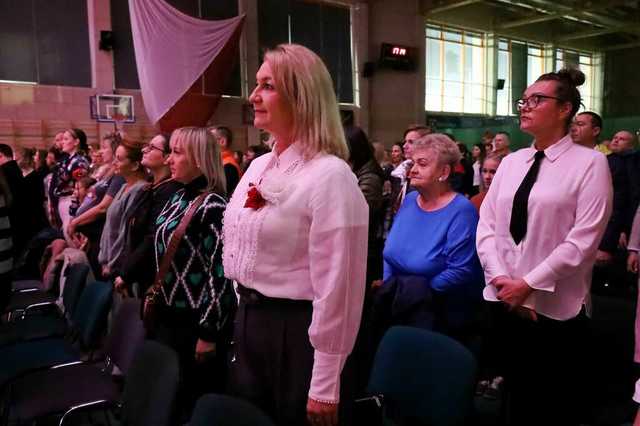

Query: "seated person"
left=70, top=177, right=96, bottom=218
left=378, top=133, right=484, bottom=343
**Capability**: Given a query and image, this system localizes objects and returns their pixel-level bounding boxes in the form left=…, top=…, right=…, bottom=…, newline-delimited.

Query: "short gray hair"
left=412, top=133, right=461, bottom=170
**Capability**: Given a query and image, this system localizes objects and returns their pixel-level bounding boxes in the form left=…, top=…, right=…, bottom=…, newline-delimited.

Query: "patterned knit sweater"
left=154, top=175, right=236, bottom=342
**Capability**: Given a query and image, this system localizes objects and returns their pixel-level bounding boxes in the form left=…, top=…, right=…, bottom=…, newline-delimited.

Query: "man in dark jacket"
left=593, top=131, right=637, bottom=293
left=0, top=144, right=30, bottom=258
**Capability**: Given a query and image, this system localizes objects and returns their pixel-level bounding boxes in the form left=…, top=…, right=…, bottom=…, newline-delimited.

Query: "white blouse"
left=223, top=142, right=369, bottom=403
left=477, top=135, right=612, bottom=320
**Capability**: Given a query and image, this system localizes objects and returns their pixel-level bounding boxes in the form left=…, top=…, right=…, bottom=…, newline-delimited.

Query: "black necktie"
left=510, top=150, right=545, bottom=245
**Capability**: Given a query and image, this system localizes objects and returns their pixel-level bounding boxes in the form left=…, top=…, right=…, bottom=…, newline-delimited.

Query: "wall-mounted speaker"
left=496, top=78, right=505, bottom=90
left=99, top=31, right=115, bottom=51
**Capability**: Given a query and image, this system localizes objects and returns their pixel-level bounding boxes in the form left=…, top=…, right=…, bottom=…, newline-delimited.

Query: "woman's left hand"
left=195, top=339, right=216, bottom=363
left=306, top=398, right=338, bottom=426
left=494, top=277, right=533, bottom=309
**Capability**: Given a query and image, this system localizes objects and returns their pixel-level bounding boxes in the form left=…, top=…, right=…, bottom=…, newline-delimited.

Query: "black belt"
left=237, top=284, right=312, bottom=308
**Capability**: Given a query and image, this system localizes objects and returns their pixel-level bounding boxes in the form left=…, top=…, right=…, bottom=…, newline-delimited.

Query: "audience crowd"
left=1, top=43, right=640, bottom=426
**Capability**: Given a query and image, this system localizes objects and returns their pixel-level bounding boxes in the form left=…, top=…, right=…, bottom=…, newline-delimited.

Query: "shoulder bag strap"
left=152, top=192, right=208, bottom=292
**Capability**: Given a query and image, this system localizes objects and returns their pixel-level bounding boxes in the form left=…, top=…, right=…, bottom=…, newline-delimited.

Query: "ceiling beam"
left=557, top=25, right=638, bottom=41
left=425, top=0, right=485, bottom=14
left=499, top=13, right=568, bottom=29
left=601, top=41, right=640, bottom=51
left=496, top=0, right=634, bottom=30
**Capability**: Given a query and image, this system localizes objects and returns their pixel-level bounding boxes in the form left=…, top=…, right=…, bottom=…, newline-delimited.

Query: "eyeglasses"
left=515, top=94, right=563, bottom=112
left=142, top=144, right=165, bottom=154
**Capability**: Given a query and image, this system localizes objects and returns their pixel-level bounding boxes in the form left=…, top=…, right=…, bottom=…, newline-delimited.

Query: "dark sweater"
left=120, top=178, right=183, bottom=291
left=153, top=175, right=236, bottom=342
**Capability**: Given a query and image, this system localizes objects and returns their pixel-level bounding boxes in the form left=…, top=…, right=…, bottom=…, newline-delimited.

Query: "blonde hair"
left=263, top=44, right=348, bottom=160
left=170, top=127, right=226, bottom=195
left=412, top=133, right=462, bottom=171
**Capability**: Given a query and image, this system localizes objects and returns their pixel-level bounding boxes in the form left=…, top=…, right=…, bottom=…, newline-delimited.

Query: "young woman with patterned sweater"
left=152, top=126, right=236, bottom=416
left=52, top=128, right=90, bottom=228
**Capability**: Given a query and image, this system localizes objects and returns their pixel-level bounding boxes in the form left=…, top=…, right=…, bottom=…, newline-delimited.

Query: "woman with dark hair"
left=34, top=149, right=48, bottom=172
left=471, top=143, right=486, bottom=195
left=390, top=142, right=404, bottom=169
left=52, top=128, right=90, bottom=228
left=476, top=68, right=612, bottom=425
left=19, top=148, right=47, bottom=233
left=98, top=138, right=148, bottom=280
left=344, top=126, right=384, bottom=287
left=242, top=144, right=271, bottom=172
left=114, top=133, right=182, bottom=297
left=44, top=147, right=64, bottom=227
left=450, top=142, right=475, bottom=197
left=344, top=126, right=384, bottom=399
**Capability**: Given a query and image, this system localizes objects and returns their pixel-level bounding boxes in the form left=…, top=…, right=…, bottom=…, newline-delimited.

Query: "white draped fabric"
left=128, top=0, right=245, bottom=124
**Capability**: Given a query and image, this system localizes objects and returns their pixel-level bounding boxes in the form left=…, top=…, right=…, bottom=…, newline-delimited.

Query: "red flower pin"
left=72, top=168, right=88, bottom=180
left=244, top=184, right=266, bottom=210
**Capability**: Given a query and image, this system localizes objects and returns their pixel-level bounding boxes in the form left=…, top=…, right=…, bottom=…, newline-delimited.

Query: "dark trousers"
left=228, top=290, right=315, bottom=425
left=0, top=272, right=10, bottom=313
left=154, top=307, right=228, bottom=421
left=491, top=303, right=590, bottom=426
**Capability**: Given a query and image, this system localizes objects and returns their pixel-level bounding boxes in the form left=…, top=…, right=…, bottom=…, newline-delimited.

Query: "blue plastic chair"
left=4, top=300, right=147, bottom=426
left=50, top=341, right=180, bottom=426
left=0, top=263, right=90, bottom=346
left=0, top=281, right=112, bottom=387
left=367, top=326, right=477, bottom=426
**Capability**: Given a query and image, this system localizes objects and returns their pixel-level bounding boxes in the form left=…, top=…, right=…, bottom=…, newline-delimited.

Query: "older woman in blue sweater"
left=380, top=133, right=483, bottom=341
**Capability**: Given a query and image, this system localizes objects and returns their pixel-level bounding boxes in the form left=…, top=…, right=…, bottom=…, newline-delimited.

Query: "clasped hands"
left=492, top=275, right=537, bottom=321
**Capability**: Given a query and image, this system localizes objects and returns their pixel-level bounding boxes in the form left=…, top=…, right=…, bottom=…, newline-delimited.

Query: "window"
left=556, top=49, right=594, bottom=111
left=496, top=39, right=545, bottom=116
left=258, top=0, right=354, bottom=104
left=425, top=25, right=485, bottom=114
left=0, top=0, right=91, bottom=87
left=527, top=45, right=544, bottom=86
left=496, top=40, right=512, bottom=116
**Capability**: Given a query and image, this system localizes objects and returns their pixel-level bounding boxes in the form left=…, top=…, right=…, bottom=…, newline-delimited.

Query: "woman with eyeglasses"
left=114, top=133, right=183, bottom=297
left=476, top=68, right=612, bottom=426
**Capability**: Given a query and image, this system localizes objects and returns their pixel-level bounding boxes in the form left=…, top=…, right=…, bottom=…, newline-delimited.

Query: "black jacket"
left=355, top=159, right=385, bottom=283
left=1, top=161, right=29, bottom=255
left=600, top=151, right=633, bottom=252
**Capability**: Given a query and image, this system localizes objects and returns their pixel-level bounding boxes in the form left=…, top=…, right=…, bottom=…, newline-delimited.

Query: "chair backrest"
left=121, top=340, right=180, bottom=426
left=61, top=263, right=90, bottom=317
left=104, top=298, right=145, bottom=375
left=368, top=326, right=477, bottom=426
left=189, top=394, right=275, bottom=426
left=71, top=281, right=113, bottom=348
